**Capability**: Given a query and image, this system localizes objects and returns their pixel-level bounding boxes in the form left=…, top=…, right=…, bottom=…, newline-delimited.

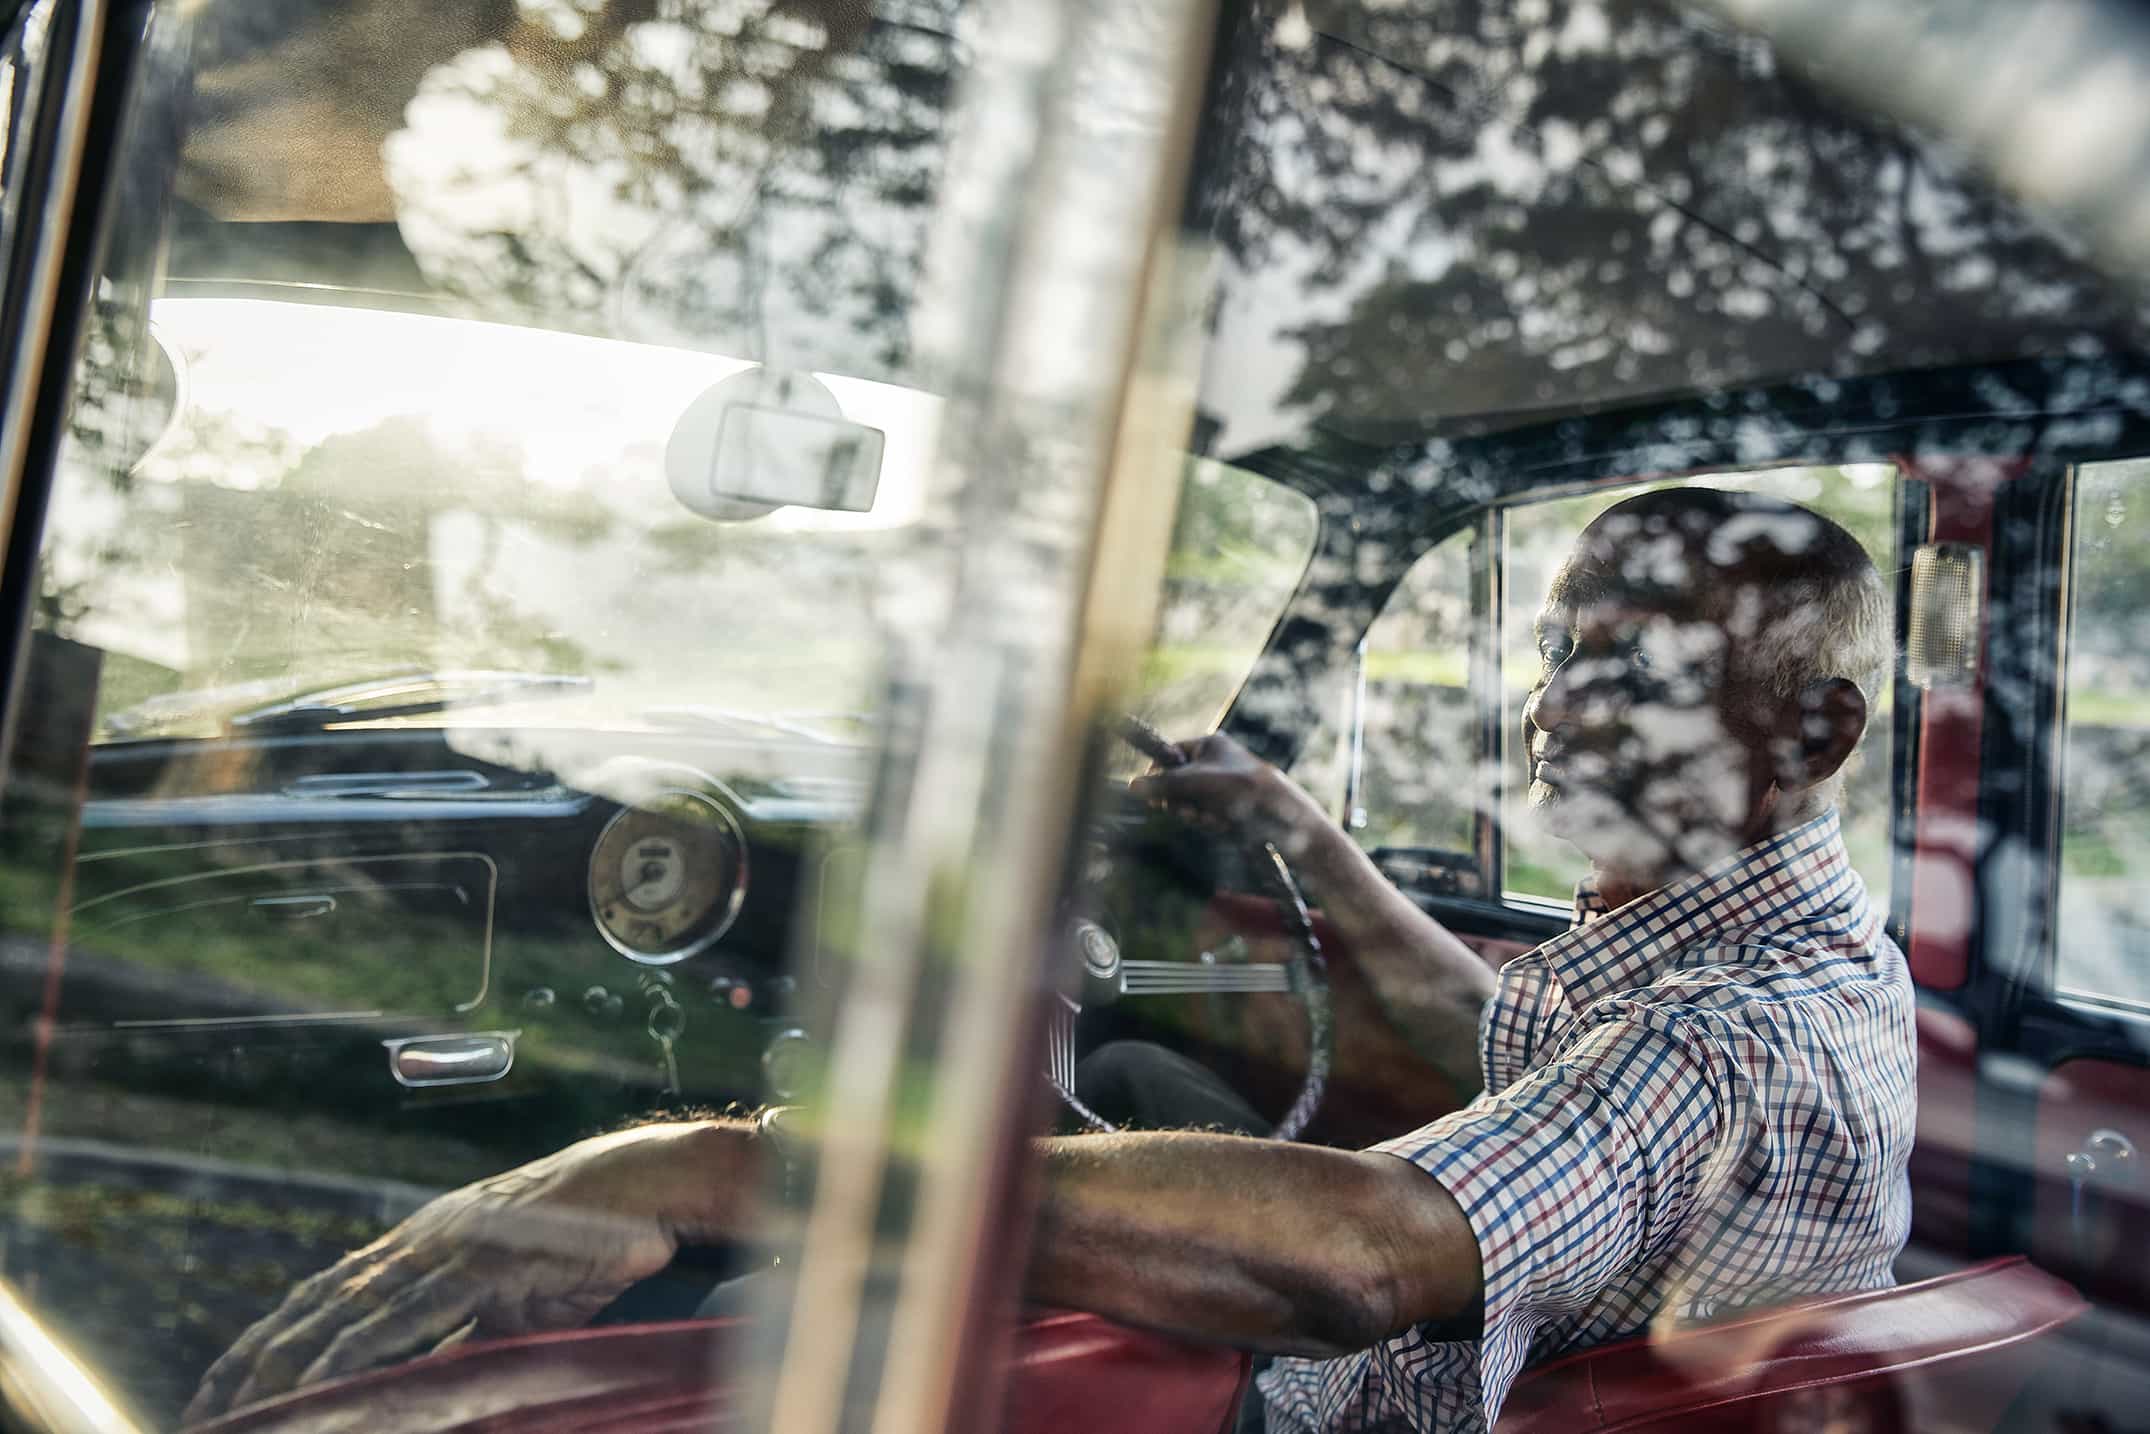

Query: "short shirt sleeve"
left=1370, top=1008, right=1738, bottom=1424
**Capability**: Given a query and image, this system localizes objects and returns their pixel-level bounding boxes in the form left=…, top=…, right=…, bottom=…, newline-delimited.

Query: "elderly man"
left=185, top=487, right=1914, bottom=1433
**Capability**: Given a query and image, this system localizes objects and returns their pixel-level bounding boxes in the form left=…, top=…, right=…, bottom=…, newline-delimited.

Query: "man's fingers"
left=222, top=1289, right=399, bottom=1413
left=296, top=1264, right=484, bottom=1389
left=1129, top=764, right=1218, bottom=804
left=186, top=1249, right=425, bottom=1421
left=184, top=1258, right=359, bottom=1424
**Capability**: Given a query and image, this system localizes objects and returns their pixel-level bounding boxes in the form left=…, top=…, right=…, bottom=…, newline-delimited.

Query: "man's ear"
left=1772, top=677, right=1867, bottom=792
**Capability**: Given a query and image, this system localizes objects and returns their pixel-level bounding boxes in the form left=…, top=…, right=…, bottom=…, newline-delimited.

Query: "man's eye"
left=1540, top=642, right=1571, bottom=669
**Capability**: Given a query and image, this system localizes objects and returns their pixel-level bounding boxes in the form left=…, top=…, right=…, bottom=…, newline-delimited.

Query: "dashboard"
left=16, top=723, right=863, bottom=1173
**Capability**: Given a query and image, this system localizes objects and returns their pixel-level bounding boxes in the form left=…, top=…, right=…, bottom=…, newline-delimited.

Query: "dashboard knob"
left=710, top=975, right=755, bottom=1010
left=583, top=985, right=624, bottom=1019
left=762, top=1027, right=815, bottom=1101
left=523, top=987, right=557, bottom=1010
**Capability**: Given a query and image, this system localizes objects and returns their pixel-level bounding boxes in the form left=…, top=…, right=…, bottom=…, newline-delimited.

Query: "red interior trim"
left=1498, top=1255, right=2087, bottom=1434
left=15, top=715, right=94, bottom=1177
left=1898, top=456, right=2027, bottom=991
left=192, top=1310, right=1252, bottom=1434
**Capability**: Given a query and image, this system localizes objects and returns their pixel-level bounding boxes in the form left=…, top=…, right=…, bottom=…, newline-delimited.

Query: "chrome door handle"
left=2070, top=1128, right=2138, bottom=1186
left=383, top=1032, right=519, bottom=1087
left=2066, top=1128, right=2137, bottom=1249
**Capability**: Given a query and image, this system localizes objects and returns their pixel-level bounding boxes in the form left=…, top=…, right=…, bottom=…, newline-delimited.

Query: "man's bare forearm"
left=1026, top=1131, right=1481, bottom=1357
left=1284, top=817, right=1498, bottom=1100
left=678, top=1119, right=1479, bottom=1356
left=1129, top=740, right=1499, bottom=1098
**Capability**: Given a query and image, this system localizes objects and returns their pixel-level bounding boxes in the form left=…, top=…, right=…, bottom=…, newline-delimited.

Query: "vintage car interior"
left=5, top=0, right=2150, bottom=1432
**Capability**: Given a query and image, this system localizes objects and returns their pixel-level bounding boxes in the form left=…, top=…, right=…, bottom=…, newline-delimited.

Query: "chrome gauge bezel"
left=587, top=786, right=749, bottom=965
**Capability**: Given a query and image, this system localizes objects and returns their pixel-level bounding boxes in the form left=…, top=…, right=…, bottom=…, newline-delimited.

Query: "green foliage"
left=1130, top=458, right=1319, bottom=745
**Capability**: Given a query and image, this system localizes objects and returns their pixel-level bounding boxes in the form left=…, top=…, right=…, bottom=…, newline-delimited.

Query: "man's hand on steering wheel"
left=183, top=1122, right=749, bottom=1425
left=1126, top=730, right=1335, bottom=868
left=1047, top=725, right=1341, bottom=1142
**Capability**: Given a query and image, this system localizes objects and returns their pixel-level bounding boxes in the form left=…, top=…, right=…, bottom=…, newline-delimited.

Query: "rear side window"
left=1345, top=525, right=1479, bottom=857
left=2059, top=457, right=2150, bottom=1010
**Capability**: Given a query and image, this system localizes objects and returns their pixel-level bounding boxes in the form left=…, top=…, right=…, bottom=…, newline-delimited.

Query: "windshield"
left=54, top=300, right=1312, bottom=745
left=56, top=298, right=944, bottom=741
left=0, top=0, right=1308, bottom=1425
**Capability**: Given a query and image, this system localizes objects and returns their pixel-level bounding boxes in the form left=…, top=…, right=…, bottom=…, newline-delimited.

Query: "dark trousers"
left=1071, top=1039, right=1275, bottom=1137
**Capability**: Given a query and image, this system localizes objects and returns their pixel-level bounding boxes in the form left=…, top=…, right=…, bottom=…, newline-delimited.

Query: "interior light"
left=1905, top=542, right=1984, bottom=689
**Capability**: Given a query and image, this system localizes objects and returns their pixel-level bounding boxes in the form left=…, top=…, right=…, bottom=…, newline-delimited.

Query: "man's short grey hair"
left=1554, top=483, right=1893, bottom=711
left=1744, top=547, right=1893, bottom=704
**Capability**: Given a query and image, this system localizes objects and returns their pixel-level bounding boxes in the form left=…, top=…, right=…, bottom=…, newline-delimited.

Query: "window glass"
left=0, top=3, right=1310, bottom=1422
left=1122, top=457, right=1317, bottom=766
left=1346, top=526, right=1477, bottom=855
left=0, top=0, right=984, bottom=1421
left=1499, top=466, right=1899, bottom=905
left=2060, top=458, right=2150, bottom=1008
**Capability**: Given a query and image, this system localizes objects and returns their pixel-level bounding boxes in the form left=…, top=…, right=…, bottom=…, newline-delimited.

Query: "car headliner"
left=163, top=0, right=2150, bottom=511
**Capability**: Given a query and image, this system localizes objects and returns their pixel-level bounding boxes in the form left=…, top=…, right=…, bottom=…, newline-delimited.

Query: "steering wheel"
left=1044, top=720, right=1334, bottom=1141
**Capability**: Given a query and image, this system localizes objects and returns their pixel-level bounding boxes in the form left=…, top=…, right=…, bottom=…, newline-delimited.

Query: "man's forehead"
left=1532, top=591, right=1722, bottom=637
left=1539, top=555, right=1727, bottom=631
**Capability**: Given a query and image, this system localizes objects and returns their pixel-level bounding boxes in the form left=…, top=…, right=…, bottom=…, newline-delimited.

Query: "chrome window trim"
left=741, top=5, right=1228, bottom=1433
left=0, top=0, right=100, bottom=561
left=2057, top=987, right=2150, bottom=1030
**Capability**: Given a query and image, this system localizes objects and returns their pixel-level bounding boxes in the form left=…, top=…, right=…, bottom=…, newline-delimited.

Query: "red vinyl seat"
left=187, top=1258, right=2079, bottom=1434
left=1494, top=1256, right=2086, bottom=1434
left=190, top=1309, right=1250, bottom=1434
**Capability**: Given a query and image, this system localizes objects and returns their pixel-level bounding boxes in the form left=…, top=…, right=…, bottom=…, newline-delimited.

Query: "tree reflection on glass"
left=382, top=0, right=961, bottom=379
left=1200, top=0, right=2147, bottom=454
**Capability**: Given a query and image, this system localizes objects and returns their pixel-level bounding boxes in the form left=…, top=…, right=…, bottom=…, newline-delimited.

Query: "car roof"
left=1190, top=0, right=2150, bottom=473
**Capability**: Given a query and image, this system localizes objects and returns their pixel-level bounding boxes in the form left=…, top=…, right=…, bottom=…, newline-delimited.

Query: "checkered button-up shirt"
left=1258, top=810, right=1917, bottom=1433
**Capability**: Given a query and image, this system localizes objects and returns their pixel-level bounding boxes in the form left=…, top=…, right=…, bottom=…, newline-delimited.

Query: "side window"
left=1500, top=466, right=1898, bottom=906
left=2059, top=458, right=2150, bottom=1009
left=1123, top=457, right=1318, bottom=765
left=1349, top=526, right=1479, bottom=857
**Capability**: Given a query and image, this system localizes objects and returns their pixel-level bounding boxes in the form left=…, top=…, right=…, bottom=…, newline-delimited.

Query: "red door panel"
left=190, top=1312, right=1250, bottom=1434
left=2033, top=1058, right=2150, bottom=1310
left=1910, top=1004, right=1981, bottom=1258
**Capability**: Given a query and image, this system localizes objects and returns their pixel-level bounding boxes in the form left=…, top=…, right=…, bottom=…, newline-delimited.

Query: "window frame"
left=0, top=0, right=159, bottom=779
left=2047, top=458, right=2150, bottom=1025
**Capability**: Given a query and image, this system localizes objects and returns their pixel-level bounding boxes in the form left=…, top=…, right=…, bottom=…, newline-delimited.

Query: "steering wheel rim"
left=1047, top=827, right=1334, bottom=1141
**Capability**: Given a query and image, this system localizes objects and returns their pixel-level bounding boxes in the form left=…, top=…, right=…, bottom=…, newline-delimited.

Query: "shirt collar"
left=1534, top=809, right=1866, bottom=1010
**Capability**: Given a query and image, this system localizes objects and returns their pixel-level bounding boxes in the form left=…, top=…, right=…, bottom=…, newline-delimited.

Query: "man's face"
left=1519, top=517, right=1779, bottom=878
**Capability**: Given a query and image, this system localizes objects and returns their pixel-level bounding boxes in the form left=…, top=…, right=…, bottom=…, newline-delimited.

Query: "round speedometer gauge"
left=588, top=790, right=747, bottom=964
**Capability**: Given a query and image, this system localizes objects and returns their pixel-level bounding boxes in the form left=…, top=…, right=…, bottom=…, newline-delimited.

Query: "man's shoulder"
left=1580, top=929, right=1912, bottom=1032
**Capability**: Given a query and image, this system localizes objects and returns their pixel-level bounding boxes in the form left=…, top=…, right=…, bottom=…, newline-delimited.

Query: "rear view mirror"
left=667, top=368, right=884, bottom=520
left=712, top=402, right=883, bottom=512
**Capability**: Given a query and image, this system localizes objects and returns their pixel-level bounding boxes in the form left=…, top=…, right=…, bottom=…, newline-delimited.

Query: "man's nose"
left=1527, top=653, right=1637, bottom=740
left=1524, top=657, right=1581, bottom=740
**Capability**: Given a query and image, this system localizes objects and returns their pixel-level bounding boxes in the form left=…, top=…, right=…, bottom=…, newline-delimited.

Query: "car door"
left=0, top=1, right=1235, bottom=1432
left=1950, top=453, right=2150, bottom=1424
